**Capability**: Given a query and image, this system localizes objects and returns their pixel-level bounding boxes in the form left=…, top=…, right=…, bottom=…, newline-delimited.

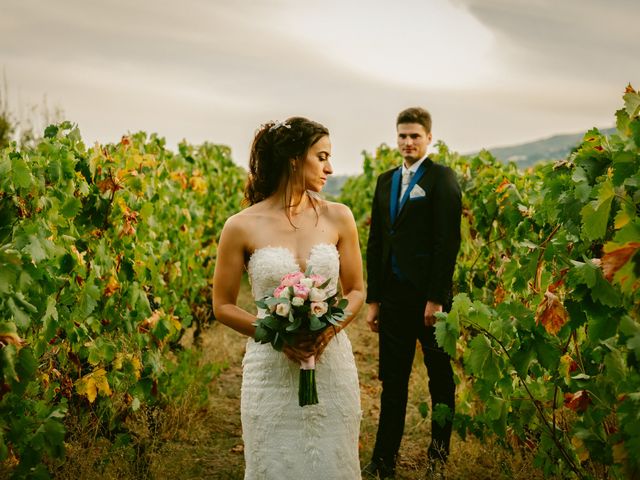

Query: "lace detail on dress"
left=241, top=243, right=361, bottom=480
left=247, top=243, right=340, bottom=300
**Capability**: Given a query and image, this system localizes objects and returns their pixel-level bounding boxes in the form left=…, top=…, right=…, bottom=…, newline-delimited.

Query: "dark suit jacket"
left=366, top=158, right=462, bottom=307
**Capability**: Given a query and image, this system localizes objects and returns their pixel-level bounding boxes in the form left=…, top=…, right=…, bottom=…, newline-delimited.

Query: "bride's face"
left=302, top=135, right=333, bottom=192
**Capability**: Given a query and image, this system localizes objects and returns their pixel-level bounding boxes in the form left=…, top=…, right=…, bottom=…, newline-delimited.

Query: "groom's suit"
left=367, top=157, right=461, bottom=464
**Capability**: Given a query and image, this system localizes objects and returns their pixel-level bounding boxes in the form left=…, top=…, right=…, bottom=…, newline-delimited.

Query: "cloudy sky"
left=1, top=0, right=638, bottom=174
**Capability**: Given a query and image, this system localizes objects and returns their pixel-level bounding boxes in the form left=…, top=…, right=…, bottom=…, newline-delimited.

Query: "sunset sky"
left=2, top=0, right=639, bottom=173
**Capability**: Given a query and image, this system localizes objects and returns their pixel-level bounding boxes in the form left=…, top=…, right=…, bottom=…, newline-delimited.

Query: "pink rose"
left=273, top=285, right=290, bottom=299
left=280, top=272, right=305, bottom=287
left=309, top=274, right=326, bottom=287
left=310, top=301, right=328, bottom=317
left=292, top=284, right=310, bottom=300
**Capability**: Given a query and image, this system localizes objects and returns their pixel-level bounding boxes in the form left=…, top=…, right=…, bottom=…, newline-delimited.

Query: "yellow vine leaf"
left=612, top=441, right=627, bottom=463
left=76, top=368, right=112, bottom=403
left=571, top=436, right=590, bottom=462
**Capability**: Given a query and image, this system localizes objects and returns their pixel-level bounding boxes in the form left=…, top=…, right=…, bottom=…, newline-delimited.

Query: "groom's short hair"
left=397, top=107, right=432, bottom=133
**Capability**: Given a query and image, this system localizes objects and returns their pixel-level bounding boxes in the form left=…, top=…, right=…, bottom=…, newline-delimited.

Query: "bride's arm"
left=337, top=205, right=365, bottom=328
left=212, top=216, right=256, bottom=337
left=317, top=203, right=365, bottom=352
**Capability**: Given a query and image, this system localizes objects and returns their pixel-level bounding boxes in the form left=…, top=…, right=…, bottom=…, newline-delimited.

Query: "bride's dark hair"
left=244, top=117, right=329, bottom=207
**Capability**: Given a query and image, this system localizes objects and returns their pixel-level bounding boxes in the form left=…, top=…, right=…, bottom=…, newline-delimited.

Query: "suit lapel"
left=389, top=167, right=402, bottom=221
left=393, top=161, right=429, bottom=224
left=398, top=161, right=427, bottom=213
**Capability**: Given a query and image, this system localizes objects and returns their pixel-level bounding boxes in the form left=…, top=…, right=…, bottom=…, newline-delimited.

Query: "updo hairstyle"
left=244, top=117, right=329, bottom=206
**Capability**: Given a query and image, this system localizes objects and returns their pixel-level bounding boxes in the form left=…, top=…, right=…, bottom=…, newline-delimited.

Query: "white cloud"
left=1, top=0, right=637, bottom=174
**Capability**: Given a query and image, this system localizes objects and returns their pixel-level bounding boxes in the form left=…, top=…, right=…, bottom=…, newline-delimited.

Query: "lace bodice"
left=247, top=243, right=340, bottom=300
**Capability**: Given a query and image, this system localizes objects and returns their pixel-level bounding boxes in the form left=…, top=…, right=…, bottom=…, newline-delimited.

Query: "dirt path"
left=164, top=280, right=542, bottom=480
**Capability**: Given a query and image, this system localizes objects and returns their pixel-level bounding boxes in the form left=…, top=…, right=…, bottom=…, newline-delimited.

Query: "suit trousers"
left=372, top=274, right=455, bottom=465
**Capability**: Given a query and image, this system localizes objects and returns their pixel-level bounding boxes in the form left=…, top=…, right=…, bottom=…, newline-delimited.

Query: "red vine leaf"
left=495, top=177, right=511, bottom=193
left=564, top=390, right=591, bottom=412
left=97, top=177, right=123, bottom=194
left=535, top=289, right=568, bottom=335
left=601, top=242, right=640, bottom=281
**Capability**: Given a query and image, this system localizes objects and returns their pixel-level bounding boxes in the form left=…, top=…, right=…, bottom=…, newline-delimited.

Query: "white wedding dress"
left=242, top=243, right=362, bottom=480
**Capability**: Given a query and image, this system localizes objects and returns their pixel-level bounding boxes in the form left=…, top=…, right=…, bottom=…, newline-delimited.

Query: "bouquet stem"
left=298, top=356, right=318, bottom=406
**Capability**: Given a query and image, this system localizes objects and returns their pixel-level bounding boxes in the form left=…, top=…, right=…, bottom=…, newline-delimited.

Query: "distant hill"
left=474, top=127, right=616, bottom=168
left=323, top=174, right=351, bottom=199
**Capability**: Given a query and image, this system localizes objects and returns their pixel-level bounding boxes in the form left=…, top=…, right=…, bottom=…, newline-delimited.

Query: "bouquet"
left=253, top=270, right=349, bottom=406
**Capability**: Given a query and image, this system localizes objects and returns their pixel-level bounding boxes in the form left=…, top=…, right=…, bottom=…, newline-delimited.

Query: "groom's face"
left=397, top=123, right=432, bottom=166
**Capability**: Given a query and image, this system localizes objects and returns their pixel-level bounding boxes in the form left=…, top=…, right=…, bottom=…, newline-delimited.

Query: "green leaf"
left=432, top=403, right=452, bottom=428
left=259, top=315, right=280, bottom=330
left=286, top=316, right=302, bottom=332
left=309, top=315, right=324, bottom=331
left=1, top=344, right=18, bottom=382
left=612, top=151, right=637, bottom=186
left=61, top=197, right=82, bottom=218
left=627, top=334, right=640, bottom=357
left=44, top=124, right=59, bottom=138
left=590, top=274, right=621, bottom=307
left=614, top=194, right=636, bottom=230
left=603, top=350, right=626, bottom=384
left=616, top=107, right=630, bottom=134
left=486, top=395, right=506, bottom=422
left=0, top=432, right=8, bottom=461
left=7, top=297, right=31, bottom=329
left=25, top=235, right=48, bottom=263
left=11, top=157, right=32, bottom=188
left=533, top=333, right=560, bottom=370
left=623, top=91, right=640, bottom=118
left=619, top=315, right=640, bottom=337
left=570, top=260, right=598, bottom=288
left=466, top=335, right=501, bottom=384
left=587, top=311, right=619, bottom=343
left=511, top=347, right=535, bottom=377
left=254, top=324, right=270, bottom=343
left=12, top=347, right=37, bottom=395
left=435, top=316, right=458, bottom=357
left=418, top=401, right=429, bottom=419
left=581, top=180, right=614, bottom=241
left=80, top=283, right=101, bottom=316
left=337, top=298, right=348, bottom=310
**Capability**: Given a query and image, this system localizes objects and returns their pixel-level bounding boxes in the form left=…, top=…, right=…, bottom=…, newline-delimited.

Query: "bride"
left=212, top=117, right=365, bottom=479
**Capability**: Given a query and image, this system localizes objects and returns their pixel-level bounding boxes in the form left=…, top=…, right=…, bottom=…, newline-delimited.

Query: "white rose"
left=291, top=296, right=304, bottom=307
left=309, top=287, right=327, bottom=302
left=275, top=302, right=291, bottom=317
left=310, top=301, right=328, bottom=317
left=300, top=277, right=314, bottom=288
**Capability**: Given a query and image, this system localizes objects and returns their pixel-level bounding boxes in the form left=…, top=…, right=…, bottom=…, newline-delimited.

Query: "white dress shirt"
left=400, top=155, right=428, bottom=199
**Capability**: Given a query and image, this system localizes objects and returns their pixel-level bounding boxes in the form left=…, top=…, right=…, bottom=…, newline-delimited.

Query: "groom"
left=363, top=107, right=461, bottom=479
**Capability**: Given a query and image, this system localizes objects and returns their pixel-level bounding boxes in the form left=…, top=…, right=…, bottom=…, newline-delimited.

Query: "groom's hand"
left=366, top=302, right=380, bottom=332
left=424, top=301, right=443, bottom=326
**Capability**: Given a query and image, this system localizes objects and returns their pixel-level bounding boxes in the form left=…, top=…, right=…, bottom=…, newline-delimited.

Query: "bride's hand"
left=282, top=333, right=315, bottom=363
left=313, top=327, right=339, bottom=361
left=282, top=344, right=314, bottom=363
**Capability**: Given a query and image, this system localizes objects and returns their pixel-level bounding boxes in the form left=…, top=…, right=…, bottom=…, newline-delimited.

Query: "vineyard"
left=341, top=87, right=640, bottom=479
left=1, top=88, right=639, bottom=479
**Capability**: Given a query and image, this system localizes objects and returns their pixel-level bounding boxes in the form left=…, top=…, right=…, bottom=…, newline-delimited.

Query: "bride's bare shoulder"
left=322, top=200, right=355, bottom=224
left=223, top=202, right=272, bottom=233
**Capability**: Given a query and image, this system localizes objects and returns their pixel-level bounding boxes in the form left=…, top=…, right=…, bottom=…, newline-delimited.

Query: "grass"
left=52, top=276, right=547, bottom=479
